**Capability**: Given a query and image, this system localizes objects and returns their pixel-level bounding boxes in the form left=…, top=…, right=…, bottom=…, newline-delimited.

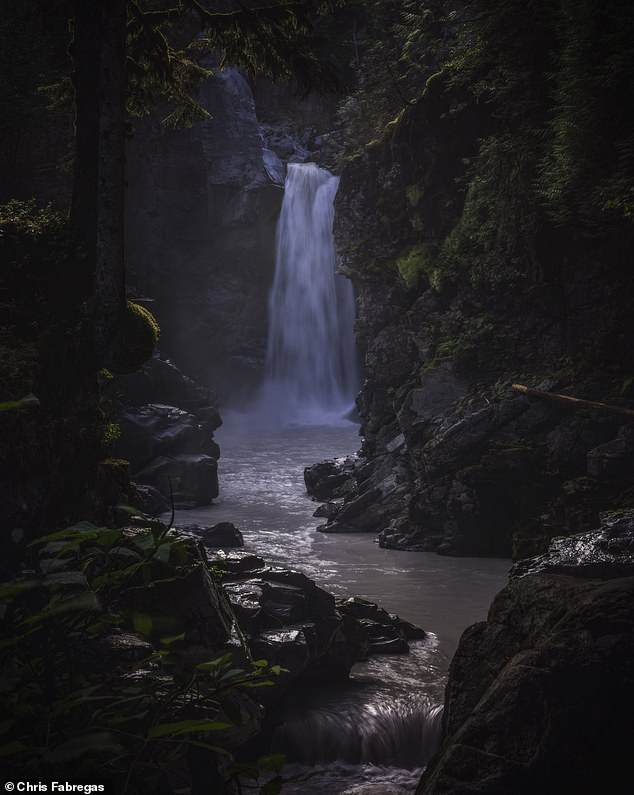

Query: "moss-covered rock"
left=107, top=301, right=160, bottom=375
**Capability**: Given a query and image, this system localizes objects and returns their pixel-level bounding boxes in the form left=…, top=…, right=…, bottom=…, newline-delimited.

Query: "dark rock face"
left=336, top=596, right=426, bottom=654
left=332, top=75, right=634, bottom=558
left=133, top=483, right=170, bottom=515
left=304, top=456, right=357, bottom=501
left=111, top=357, right=223, bottom=509
left=116, top=403, right=219, bottom=508
left=134, top=452, right=219, bottom=508
left=114, top=355, right=221, bottom=416
left=124, top=67, right=334, bottom=403
left=512, top=510, right=634, bottom=579
left=125, top=67, right=280, bottom=400
left=417, top=512, right=634, bottom=794
left=209, top=551, right=425, bottom=691
left=180, top=521, right=244, bottom=548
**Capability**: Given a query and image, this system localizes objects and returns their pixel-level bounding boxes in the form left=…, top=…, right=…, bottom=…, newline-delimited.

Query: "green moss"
left=108, top=301, right=160, bottom=375
left=406, top=183, right=423, bottom=207
left=410, top=213, right=424, bottom=232
left=395, top=242, right=440, bottom=290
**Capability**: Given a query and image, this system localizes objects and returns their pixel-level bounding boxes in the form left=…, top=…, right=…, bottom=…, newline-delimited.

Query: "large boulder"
left=207, top=552, right=425, bottom=694
left=417, top=511, right=634, bottom=794
left=113, top=354, right=221, bottom=417
left=115, top=403, right=221, bottom=508
left=179, top=522, right=244, bottom=548
left=118, top=403, right=215, bottom=471
left=134, top=453, right=219, bottom=507
left=304, top=456, right=357, bottom=501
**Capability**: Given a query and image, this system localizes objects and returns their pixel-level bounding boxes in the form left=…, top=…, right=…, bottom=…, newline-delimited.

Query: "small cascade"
left=259, top=162, right=358, bottom=424
left=272, top=699, right=443, bottom=769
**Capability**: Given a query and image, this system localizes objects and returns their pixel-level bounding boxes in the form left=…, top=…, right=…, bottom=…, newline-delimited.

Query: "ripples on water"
left=177, top=418, right=510, bottom=793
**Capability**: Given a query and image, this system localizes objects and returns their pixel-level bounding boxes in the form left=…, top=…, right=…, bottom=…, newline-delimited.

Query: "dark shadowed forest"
left=1, top=2, right=633, bottom=793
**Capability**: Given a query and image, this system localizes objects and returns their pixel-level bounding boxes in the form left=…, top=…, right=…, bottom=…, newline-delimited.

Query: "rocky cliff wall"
left=416, top=510, right=634, bottom=793
left=323, top=76, right=634, bottom=558
left=125, top=67, right=283, bottom=402
left=125, top=69, right=337, bottom=405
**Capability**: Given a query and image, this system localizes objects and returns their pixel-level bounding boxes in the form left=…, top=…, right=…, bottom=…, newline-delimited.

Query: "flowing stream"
left=181, top=161, right=510, bottom=791
left=181, top=421, right=510, bottom=793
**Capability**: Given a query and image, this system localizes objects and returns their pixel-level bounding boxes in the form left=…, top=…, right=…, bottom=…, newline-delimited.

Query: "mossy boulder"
left=108, top=301, right=160, bottom=375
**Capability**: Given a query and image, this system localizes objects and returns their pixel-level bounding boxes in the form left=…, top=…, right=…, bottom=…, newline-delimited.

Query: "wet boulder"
left=304, top=457, right=357, bottom=500
left=336, top=596, right=425, bottom=654
left=112, top=354, right=220, bottom=417
left=313, top=501, right=341, bottom=519
left=511, top=509, right=634, bottom=579
left=122, top=563, right=233, bottom=650
left=118, top=404, right=211, bottom=470
left=134, top=453, right=219, bottom=507
left=217, top=559, right=353, bottom=688
left=133, top=483, right=170, bottom=516
left=417, top=511, right=634, bottom=795
left=179, top=521, right=244, bottom=548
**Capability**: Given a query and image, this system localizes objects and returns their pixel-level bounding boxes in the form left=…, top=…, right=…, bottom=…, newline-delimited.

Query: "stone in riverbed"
left=134, top=453, right=219, bottom=507
left=313, top=501, right=341, bottom=519
left=304, top=457, right=357, bottom=500
left=336, top=595, right=426, bottom=651
left=133, top=483, right=170, bottom=516
left=178, top=521, right=244, bottom=548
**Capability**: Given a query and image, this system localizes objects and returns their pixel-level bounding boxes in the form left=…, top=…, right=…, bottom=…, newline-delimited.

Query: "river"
left=176, top=416, right=510, bottom=794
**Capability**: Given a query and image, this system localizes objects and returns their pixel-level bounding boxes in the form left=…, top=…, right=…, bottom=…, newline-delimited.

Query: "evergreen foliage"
left=336, top=0, right=634, bottom=289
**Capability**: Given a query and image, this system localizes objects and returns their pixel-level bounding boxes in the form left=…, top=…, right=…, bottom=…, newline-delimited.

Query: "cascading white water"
left=260, top=162, right=358, bottom=424
left=272, top=699, right=444, bottom=768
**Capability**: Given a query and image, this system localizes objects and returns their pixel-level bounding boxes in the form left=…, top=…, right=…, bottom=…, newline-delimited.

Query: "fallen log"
left=511, top=383, right=634, bottom=419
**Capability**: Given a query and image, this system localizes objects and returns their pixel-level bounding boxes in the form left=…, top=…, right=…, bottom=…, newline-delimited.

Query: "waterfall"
left=259, top=162, right=358, bottom=424
left=271, top=700, right=443, bottom=768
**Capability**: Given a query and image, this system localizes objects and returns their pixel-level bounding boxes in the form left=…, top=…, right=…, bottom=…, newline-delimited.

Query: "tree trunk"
left=93, top=0, right=127, bottom=360
left=70, top=0, right=102, bottom=252
left=511, top=383, right=634, bottom=418
left=70, top=0, right=127, bottom=362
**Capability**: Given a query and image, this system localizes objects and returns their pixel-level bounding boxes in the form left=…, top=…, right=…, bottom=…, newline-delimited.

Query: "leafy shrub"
left=0, top=516, right=283, bottom=792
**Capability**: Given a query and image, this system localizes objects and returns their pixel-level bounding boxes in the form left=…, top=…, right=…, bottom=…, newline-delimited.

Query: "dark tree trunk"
left=93, top=0, right=127, bottom=359
left=70, top=0, right=102, bottom=252
left=70, top=0, right=127, bottom=362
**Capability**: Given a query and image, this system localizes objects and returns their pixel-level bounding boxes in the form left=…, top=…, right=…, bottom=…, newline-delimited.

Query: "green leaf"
left=44, top=732, right=123, bottom=763
left=132, top=612, right=153, bottom=636
left=149, top=719, right=231, bottom=739
left=24, top=591, right=101, bottom=623
left=252, top=659, right=268, bottom=668
left=229, top=762, right=260, bottom=780
left=153, top=542, right=172, bottom=565
left=240, top=680, right=274, bottom=688
left=159, top=633, right=186, bottom=647
left=0, top=579, right=47, bottom=599
left=188, top=740, right=231, bottom=756
left=260, top=776, right=283, bottom=795
left=0, top=393, right=40, bottom=412
left=219, top=668, right=248, bottom=682
left=0, top=741, right=29, bottom=758
left=258, top=753, right=286, bottom=774
left=196, top=653, right=233, bottom=671
left=129, top=532, right=157, bottom=552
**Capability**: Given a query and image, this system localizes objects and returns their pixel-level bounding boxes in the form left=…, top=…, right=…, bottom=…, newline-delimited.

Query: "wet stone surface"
left=512, top=510, right=634, bottom=580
